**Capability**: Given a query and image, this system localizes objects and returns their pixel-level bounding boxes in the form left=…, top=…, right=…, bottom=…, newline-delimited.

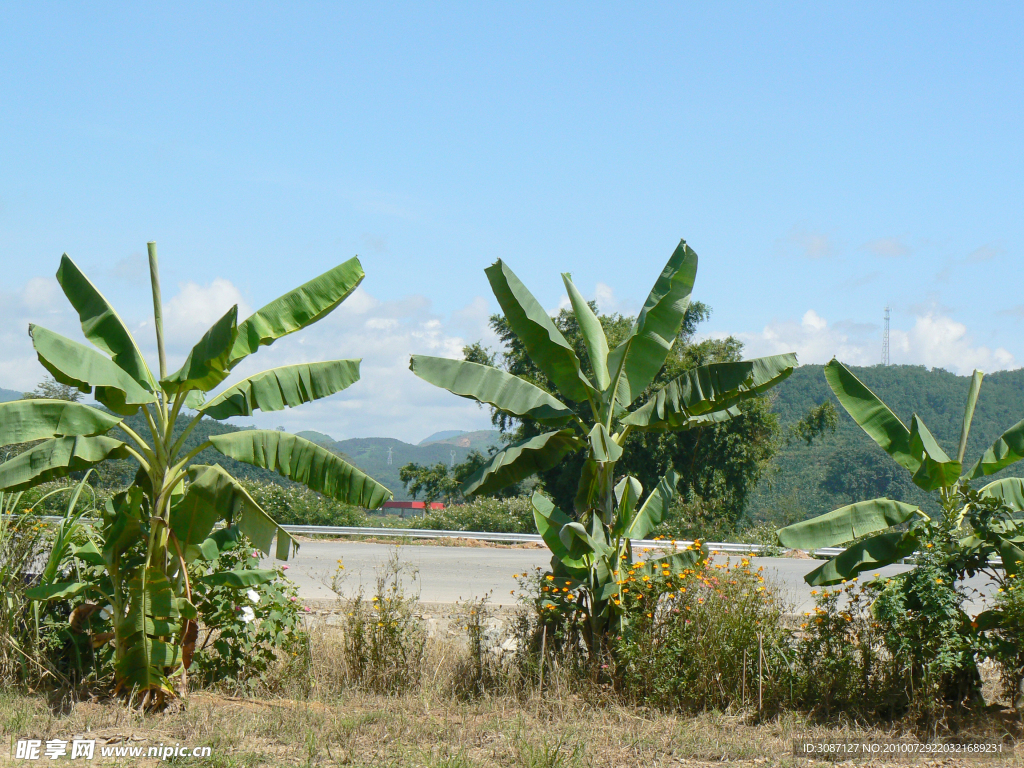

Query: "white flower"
left=239, top=606, right=256, bottom=624
left=99, top=605, right=112, bottom=621
left=246, top=589, right=260, bottom=603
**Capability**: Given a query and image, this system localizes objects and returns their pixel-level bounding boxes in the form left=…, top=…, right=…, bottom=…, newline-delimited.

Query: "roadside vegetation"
left=2, top=238, right=1024, bottom=764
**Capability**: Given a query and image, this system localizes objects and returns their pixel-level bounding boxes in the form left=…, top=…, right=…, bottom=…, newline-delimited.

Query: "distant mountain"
left=0, top=388, right=23, bottom=402
left=420, top=429, right=501, bottom=452
left=418, top=430, right=466, bottom=445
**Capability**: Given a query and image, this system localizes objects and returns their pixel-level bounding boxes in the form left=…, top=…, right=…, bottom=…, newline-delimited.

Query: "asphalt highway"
left=263, top=539, right=998, bottom=614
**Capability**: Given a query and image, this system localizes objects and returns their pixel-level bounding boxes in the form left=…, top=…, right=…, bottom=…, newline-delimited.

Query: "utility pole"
left=881, top=306, right=891, bottom=366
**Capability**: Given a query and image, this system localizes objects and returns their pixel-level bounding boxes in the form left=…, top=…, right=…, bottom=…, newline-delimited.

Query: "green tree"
left=8, top=243, right=391, bottom=706
left=400, top=449, right=522, bottom=504
left=24, top=375, right=83, bottom=403
left=411, top=239, right=795, bottom=645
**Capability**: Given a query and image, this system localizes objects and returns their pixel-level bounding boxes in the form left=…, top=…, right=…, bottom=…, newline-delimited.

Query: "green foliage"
left=986, top=574, right=1024, bottom=709
left=412, top=240, right=795, bottom=654
left=188, top=532, right=307, bottom=691
left=1, top=245, right=391, bottom=704
left=612, top=556, right=793, bottom=714
left=754, top=363, right=1024, bottom=523
left=411, top=495, right=536, bottom=533
left=240, top=480, right=366, bottom=526
left=335, top=553, right=425, bottom=694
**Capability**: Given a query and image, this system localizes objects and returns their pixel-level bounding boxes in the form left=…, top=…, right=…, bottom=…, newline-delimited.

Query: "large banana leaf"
left=0, top=399, right=121, bottom=447
left=621, top=354, right=796, bottom=430
left=804, top=531, right=919, bottom=586
left=56, top=254, right=156, bottom=391
left=30, top=325, right=157, bottom=415
left=909, top=415, right=962, bottom=491
left=161, top=305, right=238, bottom=394
left=461, top=429, right=581, bottom=497
left=208, top=431, right=392, bottom=510
left=587, top=423, right=622, bottom=463
left=824, top=359, right=921, bottom=475
left=201, top=360, right=361, bottom=420
left=0, top=436, right=130, bottom=492
left=980, top=477, right=1024, bottom=511
left=778, top=497, right=920, bottom=550
left=409, top=356, right=575, bottom=427
left=957, top=371, right=984, bottom=462
left=174, top=464, right=297, bottom=560
left=623, top=470, right=679, bottom=540
left=561, top=274, right=610, bottom=390
left=485, top=260, right=596, bottom=403
left=606, top=241, right=698, bottom=408
left=226, top=257, right=364, bottom=369
left=968, top=418, right=1024, bottom=479
left=613, top=475, right=643, bottom=534
left=532, top=491, right=587, bottom=570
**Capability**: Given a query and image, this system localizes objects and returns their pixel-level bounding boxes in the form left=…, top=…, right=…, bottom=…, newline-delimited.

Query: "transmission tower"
left=881, top=306, right=891, bottom=366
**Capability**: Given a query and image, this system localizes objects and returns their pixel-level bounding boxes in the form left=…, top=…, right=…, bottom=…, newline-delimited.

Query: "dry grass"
left=1, top=625, right=1022, bottom=767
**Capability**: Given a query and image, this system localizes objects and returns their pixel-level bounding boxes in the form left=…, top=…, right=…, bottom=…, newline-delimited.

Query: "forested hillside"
left=750, top=364, right=1024, bottom=524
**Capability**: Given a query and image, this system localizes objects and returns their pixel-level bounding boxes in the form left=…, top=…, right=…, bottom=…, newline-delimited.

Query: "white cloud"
left=864, top=237, right=911, bottom=258
left=0, top=277, right=80, bottom=392
left=164, top=278, right=252, bottom=349
left=781, top=228, right=835, bottom=259
left=218, top=286, right=499, bottom=443
left=733, top=309, right=1017, bottom=375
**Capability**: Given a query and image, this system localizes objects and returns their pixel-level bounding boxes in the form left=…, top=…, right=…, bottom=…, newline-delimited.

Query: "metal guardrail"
left=1, top=516, right=856, bottom=559
left=280, top=524, right=848, bottom=558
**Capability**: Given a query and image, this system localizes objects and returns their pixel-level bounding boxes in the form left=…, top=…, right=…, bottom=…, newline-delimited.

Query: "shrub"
left=336, top=553, right=425, bottom=694
left=987, top=574, right=1024, bottom=709
left=795, top=579, right=882, bottom=717
left=241, top=480, right=367, bottom=526
left=411, top=496, right=535, bottom=533
left=612, top=556, right=793, bottom=713
left=189, top=533, right=308, bottom=692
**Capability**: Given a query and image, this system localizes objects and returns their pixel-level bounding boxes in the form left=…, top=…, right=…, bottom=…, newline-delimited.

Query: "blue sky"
left=2, top=3, right=1022, bottom=442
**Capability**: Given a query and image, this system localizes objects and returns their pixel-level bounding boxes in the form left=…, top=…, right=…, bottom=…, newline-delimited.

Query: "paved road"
left=265, top=540, right=998, bottom=614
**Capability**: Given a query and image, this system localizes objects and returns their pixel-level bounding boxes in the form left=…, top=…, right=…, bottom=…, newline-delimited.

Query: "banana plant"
left=778, top=359, right=1024, bottom=586
left=5, top=244, right=391, bottom=706
left=411, top=239, right=796, bottom=641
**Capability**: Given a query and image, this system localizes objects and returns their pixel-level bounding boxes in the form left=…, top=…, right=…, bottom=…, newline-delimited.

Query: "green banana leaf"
left=824, top=359, right=921, bottom=475
left=574, top=458, right=601, bottom=515
left=161, top=305, right=238, bottom=394
left=532, top=492, right=588, bottom=570
left=178, top=464, right=299, bottom=560
left=956, top=371, right=984, bottom=463
left=0, top=399, right=121, bottom=447
left=0, top=436, right=130, bottom=492
left=208, top=431, right=392, bottom=510
left=606, top=241, right=698, bottom=409
left=999, top=539, right=1024, bottom=576
left=202, top=569, right=278, bottom=588
left=561, top=274, right=610, bottom=390
left=624, top=470, right=679, bottom=540
left=485, top=259, right=596, bottom=403
left=622, top=354, right=796, bottom=430
left=559, top=520, right=612, bottom=560
left=980, top=478, right=1024, bottom=511
left=613, top=475, right=643, bottom=534
left=227, top=256, right=365, bottom=369
left=25, top=581, right=90, bottom=601
left=778, top=497, right=920, bottom=550
left=201, top=360, right=361, bottom=420
left=804, top=531, right=919, bottom=586
left=587, top=423, right=622, bottom=463
left=30, top=325, right=157, bottom=415
left=461, top=429, right=581, bottom=497
left=56, top=254, right=156, bottom=391
left=968, top=418, right=1024, bottom=479
left=409, top=356, right=575, bottom=427
left=909, top=415, right=962, bottom=491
